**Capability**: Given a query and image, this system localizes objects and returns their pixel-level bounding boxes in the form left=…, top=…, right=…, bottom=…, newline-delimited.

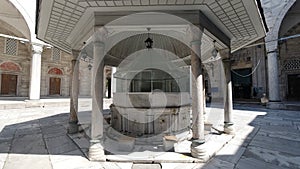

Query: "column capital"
left=265, top=36, right=278, bottom=53
left=94, top=27, right=108, bottom=43
left=32, top=44, right=43, bottom=55
left=187, top=24, right=204, bottom=42
left=219, top=48, right=230, bottom=59
left=71, top=49, right=80, bottom=60
left=222, top=58, right=234, bottom=66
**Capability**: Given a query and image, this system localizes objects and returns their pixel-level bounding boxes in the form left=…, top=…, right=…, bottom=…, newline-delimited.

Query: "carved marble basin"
left=113, top=92, right=191, bottom=108
left=110, top=92, right=191, bottom=136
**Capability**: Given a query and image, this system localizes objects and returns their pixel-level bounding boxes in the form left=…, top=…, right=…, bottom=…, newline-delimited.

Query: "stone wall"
left=0, top=25, right=75, bottom=97
left=205, top=60, right=224, bottom=102
left=0, top=36, right=31, bottom=96
left=279, top=32, right=300, bottom=100
left=40, top=47, right=73, bottom=97
left=231, top=40, right=267, bottom=99
left=0, top=33, right=109, bottom=98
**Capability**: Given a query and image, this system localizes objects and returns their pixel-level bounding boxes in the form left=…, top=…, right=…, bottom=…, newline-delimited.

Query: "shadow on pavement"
left=204, top=107, right=300, bottom=169
left=0, top=113, right=85, bottom=157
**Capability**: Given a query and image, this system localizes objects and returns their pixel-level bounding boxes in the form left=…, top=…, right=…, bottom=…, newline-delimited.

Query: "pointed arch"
left=266, top=0, right=297, bottom=42
left=0, top=61, right=21, bottom=72
left=48, top=67, right=63, bottom=75
left=3, top=0, right=34, bottom=40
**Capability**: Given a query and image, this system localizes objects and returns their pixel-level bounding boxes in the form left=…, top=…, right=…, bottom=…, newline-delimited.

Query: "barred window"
left=283, top=59, right=300, bottom=71
left=52, top=47, right=61, bottom=61
left=5, top=38, right=17, bottom=56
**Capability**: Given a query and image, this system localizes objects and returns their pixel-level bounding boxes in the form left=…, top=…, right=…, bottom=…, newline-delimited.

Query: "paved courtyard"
left=0, top=99, right=299, bottom=169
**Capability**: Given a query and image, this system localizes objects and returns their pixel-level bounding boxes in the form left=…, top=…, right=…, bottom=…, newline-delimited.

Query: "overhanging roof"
left=36, top=0, right=266, bottom=54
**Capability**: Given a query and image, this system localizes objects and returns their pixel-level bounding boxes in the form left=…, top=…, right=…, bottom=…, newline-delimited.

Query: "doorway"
left=287, top=74, right=300, bottom=100
left=49, top=77, right=61, bottom=95
left=1, top=74, right=17, bottom=95
left=232, top=68, right=252, bottom=99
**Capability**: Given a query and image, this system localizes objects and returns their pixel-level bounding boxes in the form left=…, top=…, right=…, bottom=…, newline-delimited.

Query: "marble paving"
left=0, top=99, right=299, bottom=169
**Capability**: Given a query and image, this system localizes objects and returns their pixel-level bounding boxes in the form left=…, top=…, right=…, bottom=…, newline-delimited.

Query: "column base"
left=190, top=139, right=209, bottom=162
left=89, top=140, right=106, bottom=161
left=267, top=101, right=284, bottom=110
left=224, top=122, right=235, bottom=135
left=68, top=121, right=78, bottom=134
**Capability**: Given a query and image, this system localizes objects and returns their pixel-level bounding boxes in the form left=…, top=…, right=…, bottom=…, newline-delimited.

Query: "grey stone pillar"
left=191, top=40, right=205, bottom=141
left=265, top=37, right=281, bottom=109
left=88, top=38, right=106, bottom=161
left=189, top=66, right=192, bottom=97
left=103, top=66, right=107, bottom=98
left=267, top=50, right=280, bottom=102
left=29, top=44, right=43, bottom=100
left=68, top=50, right=80, bottom=134
left=111, top=67, right=116, bottom=98
left=190, top=39, right=208, bottom=161
left=221, top=49, right=235, bottom=135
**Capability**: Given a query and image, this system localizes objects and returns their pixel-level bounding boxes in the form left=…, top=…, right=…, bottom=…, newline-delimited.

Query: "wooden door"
left=1, top=74, right=17, bottom=95
left=49, top=77, right=61, bottom=95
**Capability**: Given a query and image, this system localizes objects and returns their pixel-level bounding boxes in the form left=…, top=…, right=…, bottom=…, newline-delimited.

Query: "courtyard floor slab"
left=0, top=99, right=299, bottom=168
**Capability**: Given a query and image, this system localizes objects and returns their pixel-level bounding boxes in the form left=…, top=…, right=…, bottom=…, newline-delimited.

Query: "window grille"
left=283, top=59, right=300, bottom=71
left=5, top=38, right=17, bottom=55
left=52, top=47, right=61, bottom=61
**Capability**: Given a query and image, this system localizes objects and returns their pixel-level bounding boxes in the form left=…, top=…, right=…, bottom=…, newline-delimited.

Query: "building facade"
left=229, top=0, right=300, bottom=103
left=2, top=0, right=299, bottom=103
left=0, top=34, right=76, bottom=97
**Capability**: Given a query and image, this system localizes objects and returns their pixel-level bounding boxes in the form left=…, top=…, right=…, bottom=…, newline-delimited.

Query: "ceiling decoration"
left=37, top=0, right=265, bottom=55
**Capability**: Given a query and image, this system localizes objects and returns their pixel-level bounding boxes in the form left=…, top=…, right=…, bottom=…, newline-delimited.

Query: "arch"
left=78, top=11, right=207, bottom=52
left=0, top=0, right=34, bottom=41
left=279, top=1, right=300, bottom=37
left=106, top=33, right=192, bottom=67
left=80, top=12, right=208, bottom=66
left=266, top=0, right=297, bottom=42
left=80, top=12, right=213, bottom=111
left=0, top=61, right=21, bottom=72
left=48, top=68, right=63, bottom=75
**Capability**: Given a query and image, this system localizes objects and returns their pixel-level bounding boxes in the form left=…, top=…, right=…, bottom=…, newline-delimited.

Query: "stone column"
left=88, top=33, right=106, bottom=161
left=190, top=39, right=208, bottom=161
left=189, top=66, right=193, bottom=97
left=68, top=50, right=80, bottom=134
left=29, top=44, right=43, bottom=100
left=220, top=49, right=235, bottom=135
left=111, top=67, right=117, bottom=98
left=266, top=41, right=280, bottom=102
left=103, top=66, right=107, bottom=98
